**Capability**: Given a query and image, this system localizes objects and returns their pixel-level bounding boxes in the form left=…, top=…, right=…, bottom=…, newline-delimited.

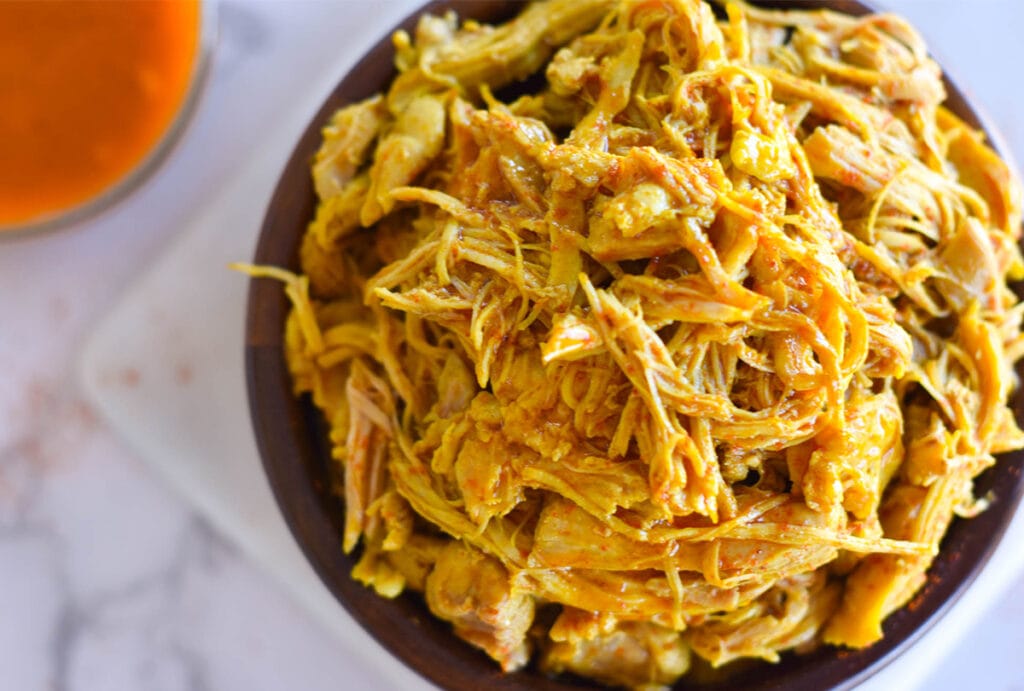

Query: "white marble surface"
left=3, top=2, right=1024, bottom=691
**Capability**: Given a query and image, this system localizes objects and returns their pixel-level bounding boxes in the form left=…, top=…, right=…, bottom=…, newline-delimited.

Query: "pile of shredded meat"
left=254, top=0, right=1024, bottom=687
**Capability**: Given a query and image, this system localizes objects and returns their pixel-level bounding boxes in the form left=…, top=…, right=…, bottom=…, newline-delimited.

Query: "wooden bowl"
left=245, top=2, right=1024, bottom=689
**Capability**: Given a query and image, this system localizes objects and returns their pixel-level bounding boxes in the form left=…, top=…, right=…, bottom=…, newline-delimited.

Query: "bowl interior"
left=245, top=2, right=1024, bottom=689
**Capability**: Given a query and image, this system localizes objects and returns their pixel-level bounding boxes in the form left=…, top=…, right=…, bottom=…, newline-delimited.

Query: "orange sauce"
left=0, top=0, right=200, bottom=227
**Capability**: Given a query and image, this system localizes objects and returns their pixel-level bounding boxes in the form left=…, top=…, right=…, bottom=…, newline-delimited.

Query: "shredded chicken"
left=244, top=0, right=1024, bottom=687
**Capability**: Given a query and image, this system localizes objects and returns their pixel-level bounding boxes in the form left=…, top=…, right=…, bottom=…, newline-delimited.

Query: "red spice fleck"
left=120, top=367, right=141, bottom=388
left=174, top=363, right=193, bottom=386
left=837, top=168, right=861, bottom=188
left=18, top=437, right=46, bottom=470
left=23, top=380, right=50, bottom=419
left=73, top=400, right=97, bottom=430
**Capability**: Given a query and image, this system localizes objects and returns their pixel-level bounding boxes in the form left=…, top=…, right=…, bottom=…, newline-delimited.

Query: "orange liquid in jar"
left=0, top=0, right=200, bottom=228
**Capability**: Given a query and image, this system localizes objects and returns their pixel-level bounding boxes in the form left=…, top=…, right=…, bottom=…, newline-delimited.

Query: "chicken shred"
left=247, top=1, right=1024, bottom=688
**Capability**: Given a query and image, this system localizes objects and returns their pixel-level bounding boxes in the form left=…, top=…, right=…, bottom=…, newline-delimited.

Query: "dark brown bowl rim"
left=244, top=2, right=1024, bottom=689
